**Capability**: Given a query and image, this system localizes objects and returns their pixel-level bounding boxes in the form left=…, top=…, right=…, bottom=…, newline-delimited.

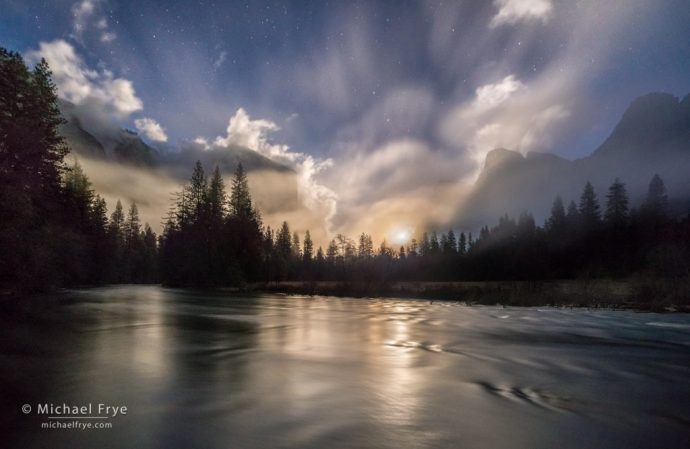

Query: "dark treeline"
left=2, top=47, right=689, bottom=296
left=267, top=175, right=688, bottom=287
left=0, top=48, right=156, bottom=292
left=159, top=162, right=263, bottom=286
left=160, top=159, right=689, bottom=292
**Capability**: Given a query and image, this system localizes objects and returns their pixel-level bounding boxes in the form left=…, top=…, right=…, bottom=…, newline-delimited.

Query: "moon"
left=391, top=227, right=412, bottom=245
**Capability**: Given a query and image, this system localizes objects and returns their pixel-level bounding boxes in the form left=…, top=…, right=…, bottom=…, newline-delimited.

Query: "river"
left=1, top=285, right=689, bottom=448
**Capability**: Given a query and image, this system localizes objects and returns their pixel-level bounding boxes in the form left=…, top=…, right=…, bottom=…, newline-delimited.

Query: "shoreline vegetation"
left=2, top=279, right=688, bottom=313
left=231, top=279, right=688, bottom=312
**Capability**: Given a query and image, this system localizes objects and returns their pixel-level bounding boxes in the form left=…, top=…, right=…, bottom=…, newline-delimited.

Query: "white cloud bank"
left=440, top=73, right=570, bottom=173
left=134, top=118, right=168, bottom=142
left=26, top=39, right=142, bottom=119
left=490, top=0, right=554, bottom=28
left=201, top=108, right=338, bottom=232
left=474, top=75, right=526, bottom=111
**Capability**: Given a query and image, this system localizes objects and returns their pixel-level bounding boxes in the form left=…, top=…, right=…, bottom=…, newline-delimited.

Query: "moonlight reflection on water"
left=2, top=286, right=689, bottom=448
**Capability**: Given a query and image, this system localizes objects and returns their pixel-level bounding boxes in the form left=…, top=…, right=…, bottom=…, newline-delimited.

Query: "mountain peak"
left=483, top=148, right=523, bottom=172
left=616, top=92, right=680, bottom=135
left=593, top=91, right=689, bottom=157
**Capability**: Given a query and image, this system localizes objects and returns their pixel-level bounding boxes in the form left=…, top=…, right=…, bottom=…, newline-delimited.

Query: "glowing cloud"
left=26, top=40, right=142, bottom=119
left=134, top=118, right=168, bottom=142
left=209, top=109, right=338, bottom=232
left=490, top=0, right=553, bottom=28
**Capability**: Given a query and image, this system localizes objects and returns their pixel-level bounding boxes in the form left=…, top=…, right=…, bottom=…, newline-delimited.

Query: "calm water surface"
left=1, top=286, right=689, bottom=448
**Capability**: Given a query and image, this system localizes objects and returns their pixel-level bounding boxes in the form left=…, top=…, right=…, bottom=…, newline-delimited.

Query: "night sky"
left=2, top=0, right=690, bottom=239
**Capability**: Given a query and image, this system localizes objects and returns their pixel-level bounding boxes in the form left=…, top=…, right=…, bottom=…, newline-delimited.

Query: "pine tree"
left=229, top=163, right=253, bottom=218
left=91, top=195, right=108, bottom=235
left=518, top=212, right=536, bottom=236
left=326, top=240, right=338, bottom=265
left=0, top=49, right=72, bottom=290
left=358, top=233, right=374, bottom=258
left=429, top=231, right=440, bottom=253
left=108, top=200, right=125, bottom=281
left=63, top=160, right=95, bottom=224
left=315, top=246, right=325, bottom=279
left=566, top=200, right=579, bottom=226
left=379, top=239, right=393, bottom=258
left=303, top=230, right=314, bottom=263
left=89, top=195, right=110, bottom=283
left=29, top=58, right=69, bottom=192
left=458, top=232, right=467, bottom=255
left=479, top=225, right=490, bottom=241
left=188, top=160, right=207, bottom=224
left=547, top=195, right=566, bottom=232
left=643, top=174, right=669, bottom=221
left=292, top=232, right=301, bottom=258
left=207, top=165, right=226, bottom=228
left=440, top=233, right=448, bottom=253
left=446, top=229, right=457, bottom=254
left=604, top=178, right=629, bottom=226
left=122, top=202, right=142, bottom=282
left=276, top=221, right=292, bottom=260
left=419, top=232, right=430, bottom=256
left=142, top=224, right=158, bottom=282
left=109, top=200, right=125, bottom=242
left=578, top=181, right=601, bottom=228
left=0, top=51, right=67, bottom=197
left=124, top=202, right=141, bottom=246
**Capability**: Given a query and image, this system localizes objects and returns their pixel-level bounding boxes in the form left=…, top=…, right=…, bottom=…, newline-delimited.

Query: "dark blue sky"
left=4, top=0, right=690, bottom=159
left=3, top=1, right=690, bottom=239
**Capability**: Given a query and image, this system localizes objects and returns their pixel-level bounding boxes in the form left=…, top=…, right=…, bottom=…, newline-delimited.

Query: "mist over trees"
left=155, top=159, right=688, bottom=290
left=1, top=47, right=689, bottom=297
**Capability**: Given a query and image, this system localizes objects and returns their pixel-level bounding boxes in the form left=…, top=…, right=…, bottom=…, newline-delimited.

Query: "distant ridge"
left=459, top=92, right=690, bottom=228
left=58, top=100, right=294, bottom=176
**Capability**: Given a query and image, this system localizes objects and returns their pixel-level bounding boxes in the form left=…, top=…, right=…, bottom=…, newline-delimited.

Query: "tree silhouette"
left=303, top=230, right=314, bottom=264
left=578, top=181, right=601, bottom=229
left=547, top=195, right=566, bottom=233
left=643, top=174, right=669, bottom=221
left=458, top=232, right=467, bottom=255
left=605, top=178, right=629, bottom=227
left=229, top=163, right=253, bottom=218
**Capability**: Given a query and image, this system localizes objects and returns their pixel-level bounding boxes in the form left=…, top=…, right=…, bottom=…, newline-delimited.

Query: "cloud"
left=100, top=31, right=117, bottom=43
left=207, top=108, right=338, bottom=232
left=71, top=0, right=95, bottom=38
left=474, top=75, right=526, bottom=111
left=50, top=0, right=660, bottom=243
left=213, top=51, right=227, bottom=70
left=71, top=0, right=116, bottom=43
left=322, top=138, right=470, bottom=237
left=489, top=0, right=553, bottom=28
left=193, top=137, right=209, bottom=146
left=434, top=1, right=656, bottom=180
left=214, top=108, right=282, bottom=156
left=440, top=73, right=571, bottom=171
left=285, top=12, right=377, bottom=116
left=26, top=39, right=142, bottom=119
left=134, top=118, right=168, bottom=142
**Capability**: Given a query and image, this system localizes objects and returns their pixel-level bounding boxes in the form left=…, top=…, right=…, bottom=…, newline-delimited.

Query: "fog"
left=74, top=156, right=335, bottom=248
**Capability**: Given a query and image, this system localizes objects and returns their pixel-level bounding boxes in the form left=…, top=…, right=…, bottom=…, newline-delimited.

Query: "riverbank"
left=244, top=278, right=690, bottom=312
left=3, top=277, right=688, bottom=312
